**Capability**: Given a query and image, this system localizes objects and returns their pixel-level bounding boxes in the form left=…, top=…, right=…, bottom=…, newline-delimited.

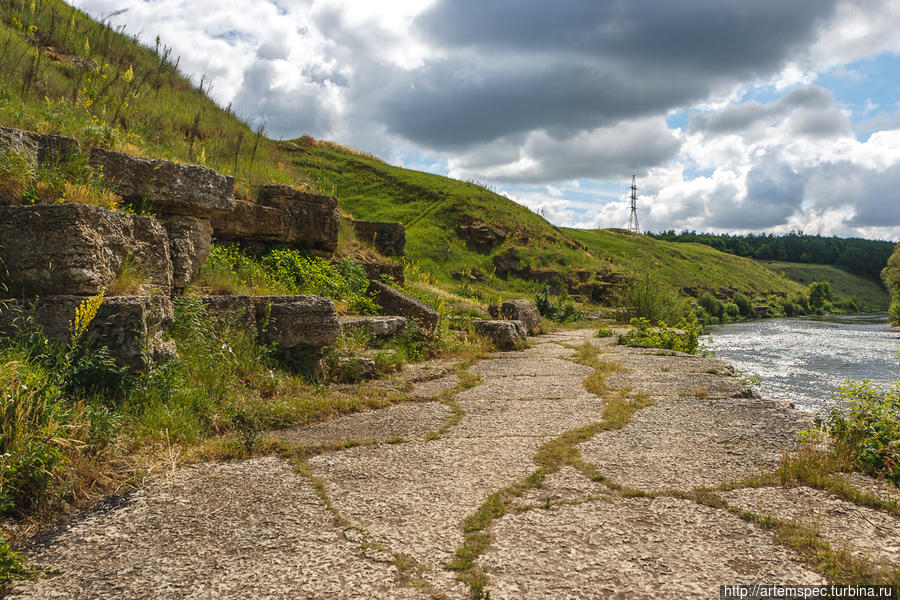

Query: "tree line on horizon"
left=648, top=230, right=895, bottom=283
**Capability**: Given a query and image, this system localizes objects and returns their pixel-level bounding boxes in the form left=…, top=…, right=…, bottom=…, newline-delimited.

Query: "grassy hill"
left=762, top=261, right=890, bottom=310
left=564, top=228, right=803, bottom=296
left=0, top=0, right=868, bottom=311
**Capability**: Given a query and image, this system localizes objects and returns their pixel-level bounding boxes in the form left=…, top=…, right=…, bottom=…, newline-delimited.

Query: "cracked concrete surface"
left=10, top=327, right=899, bottom=599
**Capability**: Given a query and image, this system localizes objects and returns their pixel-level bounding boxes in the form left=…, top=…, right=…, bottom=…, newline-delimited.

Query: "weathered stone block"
left=0, top=295, right=175, bottom=371
left=489, top=299, right=542, bottom=336
left=0, top=126, right=79, bottom=170
left=369, top=281, right=438, bottom=332
left=210, top=201, right=286, bottom=243
left=473, top=319, right=526, bottom=351
left=458, top=218, right=507, bottom=250
left=252, top=295, right=340, bottom=349
left=340, top=316, right=407, bottom=338
left=257, top=185, right=340, bottom=252
left=89, top=148, right=234, bottom=217
left=210, top=186, right=340, bottom=252
left=0, top=204, right=173, bottom=296
left=351, top=219, right=406, bottom=256
left=165, top=216, right=212, bottom=290
left=196, top=295, right=256, bottom=330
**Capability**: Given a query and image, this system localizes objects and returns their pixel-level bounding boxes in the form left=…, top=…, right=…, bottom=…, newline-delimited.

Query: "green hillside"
left=763, top=261, right=890, bottom=310
left=0, top=0, right=863, bottom=310
left=564, top=228, right=803, bottom=295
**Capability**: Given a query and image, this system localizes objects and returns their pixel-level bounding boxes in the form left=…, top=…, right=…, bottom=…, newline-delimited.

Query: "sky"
left=70, top=0, right=900, bottom=240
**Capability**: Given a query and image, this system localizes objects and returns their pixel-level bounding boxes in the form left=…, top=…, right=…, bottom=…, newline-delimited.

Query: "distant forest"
left=647, top=231, right=895, bottom=284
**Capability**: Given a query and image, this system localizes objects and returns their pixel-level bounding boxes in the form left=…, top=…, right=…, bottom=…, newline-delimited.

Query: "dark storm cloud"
left=374, top=0, right=840, bottom=149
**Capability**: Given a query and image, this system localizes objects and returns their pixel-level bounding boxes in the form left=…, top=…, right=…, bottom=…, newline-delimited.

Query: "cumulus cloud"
left=68, top=0, right=900, bottom=238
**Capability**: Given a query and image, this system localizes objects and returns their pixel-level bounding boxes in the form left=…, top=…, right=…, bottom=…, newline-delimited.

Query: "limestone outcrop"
left=166, top=216, right=213, bottom=291
left=0, top=126, right=79, bottom=173
left=368, top=281, right=439, bottom=332
left=253, top=296, right=341, bottom=349
left=0, top=204, right=173, bottom=296
left=0, top=295, right=175, bottom=371
left=211, top=185, right=340, bottom=252
left=89, top=148, right=235, bottom=217
left=350, top=220, right=405, bottom=256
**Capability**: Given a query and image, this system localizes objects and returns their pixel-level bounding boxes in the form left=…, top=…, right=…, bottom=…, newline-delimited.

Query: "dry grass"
left=63, top=182, right=121, bottom=210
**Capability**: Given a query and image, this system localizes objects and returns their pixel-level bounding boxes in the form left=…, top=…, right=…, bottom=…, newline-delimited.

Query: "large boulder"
left=210, top=186, right=340, bottom=252
left=0, top=204, right=173, bottom=296
left=368, top=281, right=439, bottom=332
left=489, top=299, right=542, bottom=336
left=473, top=319, right=526, bottom=351
left=165, top=216, right=212, bottom=290
left=340, top=315, right=407, bottom=338
left=351, top=220, right=406, bottom=256
left=0, top=295, right=175, bottom=371
left=252, top=296, right=340, bottom=349
left=89, top=148, right=234, bottom=217
left=0, top=126, right=79, bottom=171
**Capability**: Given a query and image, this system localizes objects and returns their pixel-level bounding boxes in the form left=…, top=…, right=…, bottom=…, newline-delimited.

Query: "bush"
left=732, top=292, right=752, bottom=317
left=614, top=270, right=691, bottom=324
left=697, top=292, right=724, bottom=319
left=821, top=380, right=900, bottom=484
left=808, top=281, right=834, bottom=312
left=535, top=285, right=580, bottom=323
left=616, top=317, right=701, bottom=355
left=890, top=297, right=900, bottom=325
left=722, top=302, right=739, bottom=319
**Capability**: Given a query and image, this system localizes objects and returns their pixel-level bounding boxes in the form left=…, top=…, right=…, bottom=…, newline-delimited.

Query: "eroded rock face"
left=492, top=299, right=542, bottom=336
left=165, top=216, right=212, bottom=290
left=252, top=296, right=340, bottom=349
left=350, top=220, right=405, bottom=256
left=0, top=204, right=173, bottom=296
left=458, top=218, right=507, bottom=250
left=211, top=186, right=340, bottom=252
left=340, top=316, right=407, bottom=338
left=257, top=184, right=339, bottom=252
left=89, top=148, right=234, bottom=217
left=0, top=295, right=175, bottom=371
left=368, top=281, right=438, bottom=332
left=473, top=319, right=527, bottom=351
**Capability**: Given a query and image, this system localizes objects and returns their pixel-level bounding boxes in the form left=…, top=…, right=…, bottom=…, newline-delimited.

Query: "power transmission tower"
left=626, top=175, right=640, bottom=234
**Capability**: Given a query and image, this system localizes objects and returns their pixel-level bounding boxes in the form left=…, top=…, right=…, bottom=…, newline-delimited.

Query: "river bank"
left=7, top=327, right=899, bottom=598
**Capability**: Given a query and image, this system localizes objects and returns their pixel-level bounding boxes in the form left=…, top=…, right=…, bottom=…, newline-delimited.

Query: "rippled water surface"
left=703, top=314, right=900, bottom=412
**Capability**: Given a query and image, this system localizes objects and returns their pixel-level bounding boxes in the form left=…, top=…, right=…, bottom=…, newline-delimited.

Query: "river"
left=702, top=314, right=900, bottom=413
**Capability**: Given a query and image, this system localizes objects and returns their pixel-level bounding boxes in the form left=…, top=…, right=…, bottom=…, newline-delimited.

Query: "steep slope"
left=764, top=262, right=890, bottom=310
